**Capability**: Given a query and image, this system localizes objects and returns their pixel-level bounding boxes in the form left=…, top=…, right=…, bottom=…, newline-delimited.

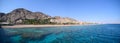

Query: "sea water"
left=0, top=24, right=120, bottom=43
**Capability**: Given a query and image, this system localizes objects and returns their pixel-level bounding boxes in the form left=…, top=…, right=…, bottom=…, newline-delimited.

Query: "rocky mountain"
left=0, top=13, right=6, bottom=22
left=50, top=16, right=79, bottom=24
left=0, top=8, right=80, bottom=24
left=0, top=13, right=5, bottom=18
left=1, top=8, right=51, bottom=23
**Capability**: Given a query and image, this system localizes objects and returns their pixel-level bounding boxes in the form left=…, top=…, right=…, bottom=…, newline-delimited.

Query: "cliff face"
left=1, top=8, right=80, bottom=24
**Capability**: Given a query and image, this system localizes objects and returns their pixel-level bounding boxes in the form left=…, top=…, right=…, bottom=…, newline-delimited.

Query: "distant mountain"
left=0, top=13, right=6, bottom=22
left=50, top=16, right=79, bottom=24
left=0, top=13, right=5, bottom=17
left=0, top=8, right=80, bottom=24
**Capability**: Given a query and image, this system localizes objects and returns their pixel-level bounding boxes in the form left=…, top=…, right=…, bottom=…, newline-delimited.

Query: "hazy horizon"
left=0, top=0, right=120, bottom=24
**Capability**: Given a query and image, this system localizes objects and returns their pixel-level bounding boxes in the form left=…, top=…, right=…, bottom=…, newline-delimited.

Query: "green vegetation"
left=0, top=20, right=5, bottom=22
left=0, top=20, right=2, bottom=22
left=22, top=18, right=56, bottom=24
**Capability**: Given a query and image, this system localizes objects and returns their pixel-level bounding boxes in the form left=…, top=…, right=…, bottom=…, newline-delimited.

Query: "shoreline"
left=1, top=25, right=83, bottom=28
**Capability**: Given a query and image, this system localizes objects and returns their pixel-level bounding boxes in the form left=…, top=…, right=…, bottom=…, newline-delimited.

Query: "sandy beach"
left=1, top=25, right=81, bottom=28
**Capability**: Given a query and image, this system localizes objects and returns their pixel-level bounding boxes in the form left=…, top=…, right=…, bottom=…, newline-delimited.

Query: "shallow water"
left=0, top=24, right=120, bottom=43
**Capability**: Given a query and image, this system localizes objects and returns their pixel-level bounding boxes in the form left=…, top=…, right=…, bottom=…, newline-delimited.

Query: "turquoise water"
left=0, top=24, right=120, bottom=43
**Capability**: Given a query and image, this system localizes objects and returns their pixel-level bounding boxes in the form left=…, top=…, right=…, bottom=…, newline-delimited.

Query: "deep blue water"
left=0, top=24, right=120, bottom=43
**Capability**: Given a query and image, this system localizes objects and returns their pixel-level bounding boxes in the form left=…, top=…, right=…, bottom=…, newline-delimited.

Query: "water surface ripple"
left=1, top=24, right=120, bottom=43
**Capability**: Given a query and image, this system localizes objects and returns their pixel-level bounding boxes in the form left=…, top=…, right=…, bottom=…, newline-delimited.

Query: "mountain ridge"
left=0, top=8, right=81, bottom=24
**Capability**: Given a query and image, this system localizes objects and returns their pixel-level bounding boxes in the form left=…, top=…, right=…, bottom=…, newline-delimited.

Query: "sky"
left=0, top=0, right=120, bottom=24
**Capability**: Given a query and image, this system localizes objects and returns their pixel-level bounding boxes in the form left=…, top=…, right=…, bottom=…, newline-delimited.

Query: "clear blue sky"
left=0, top=0, right=120, bottom=24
